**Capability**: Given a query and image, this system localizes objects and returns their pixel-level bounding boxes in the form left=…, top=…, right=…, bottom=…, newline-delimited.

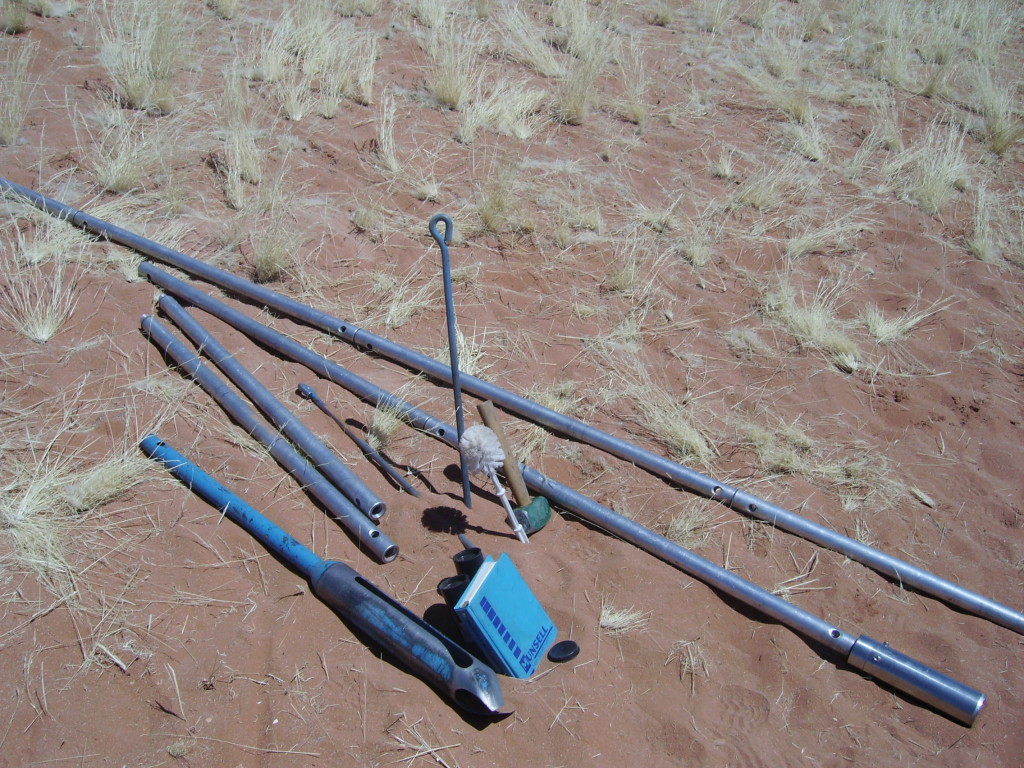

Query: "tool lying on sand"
left=460, top=424, right=530, bottom=543
left=138, top=266, right=987, bottom=725
left=296, top=383, right=420, bottom=497
left=139, top=435, right=506, bottom=716
left=430, top=213, right=472, bottom=508
left=477, top=401, right=551, bottom=536
left=140, top=311, right=398, bottom=563
left=157, top=293, right=386, bottom=520
left=5, top=178, right=1014, bottom=636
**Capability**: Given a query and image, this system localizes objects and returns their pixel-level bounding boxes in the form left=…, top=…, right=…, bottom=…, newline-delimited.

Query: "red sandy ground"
left=1, top=3, right=1022, bottom=767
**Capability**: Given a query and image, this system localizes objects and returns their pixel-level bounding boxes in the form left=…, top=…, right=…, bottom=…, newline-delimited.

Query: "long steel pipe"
left=2, top=178, right=1020, bottom=636
left=157, top=294, right=386, bottom=520
left=140, top=313, right=398, bottom=562
left=138, top=276, right=985, bottom=725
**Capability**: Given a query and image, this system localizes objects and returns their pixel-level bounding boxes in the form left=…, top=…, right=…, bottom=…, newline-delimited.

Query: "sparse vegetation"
left=98, top=0, right=190, bottom=114
left=425, top=21, right=484, bottom=110
left=0, top=256, right=79, bottom=342
left=1, top=0, right=29, bottom=34
left=249, top=220, right=300, bottom=283
left=861, top=296, right=954, bottom=345
left=665, top=499, right=716, bottom=549
left=2, top=1, right=1023, bottom=763
left=206, top=0, right=238, bottom=20
left=886, top=120, right=969, bottom=214
left=762, top=277, right=860, bottom=373
left=785, top=210, right=873, bottom=259
left=0, top=38, right=35, bottom=145
left=599, top=599, right=649, bottom=636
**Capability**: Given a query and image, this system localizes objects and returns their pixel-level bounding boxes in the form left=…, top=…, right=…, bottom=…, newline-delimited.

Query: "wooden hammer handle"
left=477, top=401, right=531, bottom=508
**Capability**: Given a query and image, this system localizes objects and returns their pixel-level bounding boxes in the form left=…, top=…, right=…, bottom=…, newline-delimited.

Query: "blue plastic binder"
left=454, top=553, right=557, bottom=678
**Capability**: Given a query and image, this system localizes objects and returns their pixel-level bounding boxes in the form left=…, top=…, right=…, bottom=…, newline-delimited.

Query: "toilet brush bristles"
left=460, top=425, right=529, bottom=543
left=461, top=425, right=505, bottom=476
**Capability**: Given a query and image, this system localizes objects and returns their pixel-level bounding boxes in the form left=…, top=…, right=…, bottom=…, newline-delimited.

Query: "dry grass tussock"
left=456, top=80, right=548, bottom=145
left=98, top=0, right=191, bottom=115
left=365, top=268, right=440, bottom=330
left=0, top=38, right=36, bottom=146
left=761, top=276, right=860, bottom=373
left=666, top=638, right=710, bottom=693
left=973, top=68, right=1024, bottom=158
left=739, top=413, right=897, bottom=511
left=499, top=5, right=565, bottom=78
left=425, top=20, right=486, bottom=111
left=0, top=255, right=80, bottom=343
left=432, top=325, right=495, bottom=380
left=884, top=120, right=969, bottom=215
left=1, top=439, right=153, bottom=598
left=599, top=355, right=715, bottom=466
left=206, top=0, right=238, bottom=21
left=246, top=4, right=378, bottom=112
left=77, top=104, right=175, bottom=194
left=509, top=380, right=587, bottom=461
left=2, top=200, right=92, bottom=266
left=965, top=184, right=1006, bottom=264
left=741, top=417, right=816, bottom=477
left=860, top=296, right=955, bottom=345
left=784, top=209, right=875, bottom=260
left=249, top=219, right=302, bottom=283
left=599, top=598, right=649, bottom=636
left=1, top=0, right=29, bottom=33
left=365, top=382, right=425, bottom=454
left=664, top=497, right=718, bottom=550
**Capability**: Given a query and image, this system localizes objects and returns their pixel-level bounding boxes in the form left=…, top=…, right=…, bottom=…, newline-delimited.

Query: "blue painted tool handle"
left=139, top=434, right=328, bottom=580
left=139, top=434, right=505, bottom=715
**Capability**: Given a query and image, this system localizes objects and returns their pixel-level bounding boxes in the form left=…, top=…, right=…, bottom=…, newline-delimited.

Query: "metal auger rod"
left=157, top=293, right=386, bottom=520
left=2, top=178, right=1019, bottom=636
left=136, top=284, right=986, bottom=725
left=139, top=313, right=398, bottom=563
left=139, top=435, right=505, bottom=716
left=430, top=213, right=472, bottom=509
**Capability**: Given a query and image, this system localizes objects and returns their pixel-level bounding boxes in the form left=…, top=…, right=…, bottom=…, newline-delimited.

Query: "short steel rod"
left=158, top=294, right=386, bottom=520
left=140, top=313, right=398, bottom=562
left=3, top=179, right=1018, bottom=636
left=296, top=383, right=420, bottom=497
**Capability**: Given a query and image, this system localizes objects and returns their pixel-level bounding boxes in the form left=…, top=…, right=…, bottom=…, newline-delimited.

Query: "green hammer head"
left=513, top=496, right=552, bottom=535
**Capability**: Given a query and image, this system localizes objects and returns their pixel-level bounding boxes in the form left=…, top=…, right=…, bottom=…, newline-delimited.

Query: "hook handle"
left=429, top=213, right=454, bottom=248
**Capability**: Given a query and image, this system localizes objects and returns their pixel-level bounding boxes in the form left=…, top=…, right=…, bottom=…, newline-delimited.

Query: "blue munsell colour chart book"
left=454, top=553, right=557, bottom=678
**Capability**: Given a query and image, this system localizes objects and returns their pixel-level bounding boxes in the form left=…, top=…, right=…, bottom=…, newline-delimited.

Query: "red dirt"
left=1, top=3, right=1022, bottom=767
